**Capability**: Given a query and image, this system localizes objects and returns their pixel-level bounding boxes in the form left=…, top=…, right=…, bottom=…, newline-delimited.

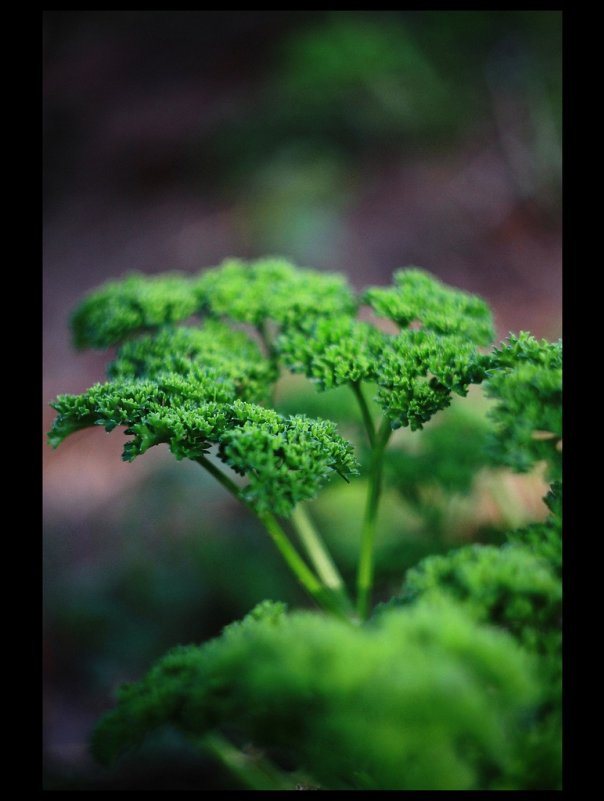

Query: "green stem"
left=201, top=732, right=292, bottom=791
left=351, top=381, right=376, bottom=447
left=290, top=504, right=354, bottom=615
left=356, top=418, right=392, bottom=620
left=197, top=453, right=245, bottom=498
left=196, top=455, right=347, bottom=619
left=259, top=512, right=350, bottom=620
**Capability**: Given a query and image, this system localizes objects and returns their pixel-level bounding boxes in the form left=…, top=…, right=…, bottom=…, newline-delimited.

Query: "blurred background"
left=43, top=10, right=562, bottom=790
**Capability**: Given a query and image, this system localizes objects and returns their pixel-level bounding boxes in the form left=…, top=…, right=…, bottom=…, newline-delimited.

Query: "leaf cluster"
left=399, top=543, right=561, bottom=659
left=195, top=257, right=357, bottom=327
left=49, top=258, right=562, bottom=790
left=277, top=269, right=494, bottom=431
left=92, top=599, right=538, bottom=790
left=71, top=273, right=199, bottom=350
left=50, top=380, right=357, bottom=518
left=51, top=260, right=501, bottom=517
left=107, top=321, right=277, bottom=403
left=484, top=333, right=562, bottom=481
left=365, top=268, right=495, bottom=345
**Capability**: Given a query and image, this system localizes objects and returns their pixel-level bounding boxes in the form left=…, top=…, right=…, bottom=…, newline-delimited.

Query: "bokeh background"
left=43, top=10, right=562, bottom=790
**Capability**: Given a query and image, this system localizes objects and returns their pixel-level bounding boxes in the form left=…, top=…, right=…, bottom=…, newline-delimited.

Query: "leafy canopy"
left=91, top=599, right=538, bottom=791
left=195, top=256, right=358, bottom=326
left=49, top=257, right=562, bottom=790
left=50, top=381, right=357, bottom=518
left=364, top=267, right=495, bottom=345
left=71, top=273, right=199, bottom=350
left=49, top=258, right=500, bottom=517
left=484, top=332, right=562, bottom=481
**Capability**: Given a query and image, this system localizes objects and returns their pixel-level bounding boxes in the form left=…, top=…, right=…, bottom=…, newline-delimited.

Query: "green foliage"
left=507, top=482, right=562, bottom=575
left=51, top=263, right=495, bottom=513
left=48, top=375, right=236, bottom=451
left=399, top=544, right=560, bottom=658
left=195, top=257, right=357, bottom=327
left=219, top=404, right=358, bottom=516
left=383, top=400, right=491, bottom=499
left=484, top=333, right=562, bottom=481
left=50, top=383, right=357, bottom=518
left=373, top=329, right=488, bottom=430
left=49, top=258, right=562, bottom=790
left=365, top=268, right=495, bottom=345
left=108, top=321, right=277, bottom=403
left=71, top=273, right=199, bottom=350
left=277, top=316, right=386, bottom=390
left=277, top=269, right=492, bottom=431
left=92, top=599, right=538, bottom=790
left=389, top=517, right=562, bottom=789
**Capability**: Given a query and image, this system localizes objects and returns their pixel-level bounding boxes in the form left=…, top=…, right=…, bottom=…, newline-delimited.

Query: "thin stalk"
left=356, top=418, right=392, bottom=620
left=201, top=732, right=292, bottom=791
left=351, top=380, right=376, bottom=447
left=290, top=504, right=354, bottom=614
left=197, top=453, right=246, bottom=498
left=196, top=455, right=348, bottom=619
left=259, top=512, right=351, bottom=620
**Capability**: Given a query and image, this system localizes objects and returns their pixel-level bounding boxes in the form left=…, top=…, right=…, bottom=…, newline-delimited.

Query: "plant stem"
left=197, top=452, right=246, bottom=498
left=356, top=418, right=392, bottom=620
left=351, top=381, right=376, bottom=447
left=196, top=454, right=348, bottom=619
left=259, top=512, right=351, bottom=620
left=201, top=732, right=292, bottom=790
left=290, top=504, right=354, bottom=615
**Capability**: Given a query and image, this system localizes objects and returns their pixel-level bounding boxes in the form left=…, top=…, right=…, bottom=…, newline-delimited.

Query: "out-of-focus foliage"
left=273, top=16, right=452, bottom=143
left=71, top=273, right=198, bottom=350
left=399, top=543, right=560, bottom=658
left=507, top=482, right=561, bottom=575
left=185, top=11, right=561, bottom=257
left=383, top=399, right=491, bottom=501
left=484, top=333, right=562, bottom=481
left=203, top=11, right=561, bottom=216
left=388, top=503, right=562, bottom=789
left=92, top=599, right=538, bottom=790
left=207, top=12, right=561, bottom=160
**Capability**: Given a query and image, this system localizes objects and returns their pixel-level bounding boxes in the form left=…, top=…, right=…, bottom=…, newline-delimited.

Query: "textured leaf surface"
left=92, top=600, right=538, bottom=790
left=485, top=333, right=562, bottom=480
left=71, top=273, right=199, bottom=350
left=196, top=257, right=357, bottom=326
left=365, top=268, right=495, bottom=345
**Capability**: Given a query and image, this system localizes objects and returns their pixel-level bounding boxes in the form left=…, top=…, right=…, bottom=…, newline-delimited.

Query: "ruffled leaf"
left=71, top=272, right=199, bottom=350
left=195, top=257, right=357, bottom=327
left=365, top=268, right=495, bottom=346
